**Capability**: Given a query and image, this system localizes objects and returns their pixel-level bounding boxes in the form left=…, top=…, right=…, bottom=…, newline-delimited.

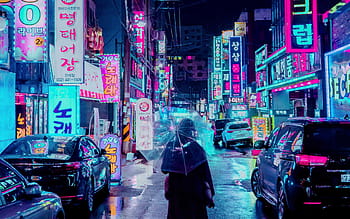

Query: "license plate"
left=341, top=174, right=350, bottom=183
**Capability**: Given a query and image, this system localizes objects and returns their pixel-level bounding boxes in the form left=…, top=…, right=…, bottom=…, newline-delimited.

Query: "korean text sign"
left=99, top=54, right=120, bottom=103
left=54, top=0, right=84, bottom=83
left=48, top=86, right=80, bottom=134
left=133, top=11, right=145, bottom=57
left=14, top=0, right=47, bottom=62
left=229, top=36, right=243, bottom=97
left=100, top=134, right=121, bottom=182
left=135, top=98, right=153, bottom=151
left=285, top=0, right=318, bottom=53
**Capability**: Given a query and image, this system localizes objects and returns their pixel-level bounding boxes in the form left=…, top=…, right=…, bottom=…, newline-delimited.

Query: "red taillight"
left=295, top=154, right=328, bottom=166
left=53, top=162, right=81, bottom=171
left=227, top=131, right=234, bottom=133
left=251, top=149, right=262, bottom=157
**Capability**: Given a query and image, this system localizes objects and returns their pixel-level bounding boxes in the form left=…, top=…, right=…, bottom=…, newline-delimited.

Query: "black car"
left=251, top=117, right=350, bottom=219
left=0, top=134, right=111, bottom=213
left=0, top=158, right=65, bottom=219
left=213, top=118, right=234, bottom=146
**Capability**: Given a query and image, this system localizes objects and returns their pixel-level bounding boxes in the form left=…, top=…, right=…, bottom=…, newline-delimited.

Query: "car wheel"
left=277, top=181, right=289, bottom=219
left=251, top=168, right=262, bottom=199
left=83, top=179, right=94, bottom=213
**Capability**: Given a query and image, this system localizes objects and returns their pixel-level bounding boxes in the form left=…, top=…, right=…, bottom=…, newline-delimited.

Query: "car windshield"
left=1, top=136, right=78, bottom=160
left=229, top=123, right=249, bottom=129
left=304, top=124, right=350, bottom=153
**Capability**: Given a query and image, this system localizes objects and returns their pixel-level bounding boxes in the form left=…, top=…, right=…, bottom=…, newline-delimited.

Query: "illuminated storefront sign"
left=100, top=134, right=121, bottom=182
left=86, top=27, right=104, bottom=53
left=252, top=117, right=269, bottom=142
left=325, top=44, right=350, bottom=117
left=14, top=0, right=47, bottom=62
left=54, top=0, right=84, bottom=83
left=234, top=22, right=246, bottom=36
left=213, top=36, right=222, bottom=71
left=133, top=11, right=145, bottom=57
left=229, top=36, right=243, bottom=97
left=271, top=53, right=320, bottom=83
left=135, top=98, right=153, bottom=151
left=16, top=104, right=26, bottom=139
left=211, top=72, right=223, bottom=100
left=99, top=54, right=120, bottom=103
left=48, top=86, right=79, bottom=134
left=285, top=0, right=318, bottom=53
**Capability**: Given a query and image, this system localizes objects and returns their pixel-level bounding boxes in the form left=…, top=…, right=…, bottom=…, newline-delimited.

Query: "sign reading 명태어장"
left=13, top=0, right=47, bottom=62
left=48, top=86, right=80, bottom=134
left=54, top=0, right=84, bottom=84
left=229, top=36, right=243, bottom=97
left=285, top=0, right=318, bottom=53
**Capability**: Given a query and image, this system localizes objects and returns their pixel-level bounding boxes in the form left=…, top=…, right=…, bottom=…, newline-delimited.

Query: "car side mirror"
left=253, top=140, right=266, bottom=149
left=24, top=182, right=42, bottom=198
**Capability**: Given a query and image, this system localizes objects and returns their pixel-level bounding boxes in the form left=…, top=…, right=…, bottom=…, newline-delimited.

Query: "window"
left=0, top=163, right=25, bottom=206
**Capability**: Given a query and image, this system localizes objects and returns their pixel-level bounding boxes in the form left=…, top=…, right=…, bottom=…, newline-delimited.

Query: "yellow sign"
left=234, top=22, right=246, bottom=36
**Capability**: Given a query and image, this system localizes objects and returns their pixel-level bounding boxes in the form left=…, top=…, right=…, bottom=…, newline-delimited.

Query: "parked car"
left=251, top=117, right=350, bottom=218
left=213, top=118, right=234, bottom=146
left=0, top=158, right=65, bottom=219
left=0, top=134, right=111, bottom=213
left=222, top=121, right=253, bottom=148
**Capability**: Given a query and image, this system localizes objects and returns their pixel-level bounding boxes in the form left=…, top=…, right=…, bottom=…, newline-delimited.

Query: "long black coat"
left=165, top=161, right=215, bottom=219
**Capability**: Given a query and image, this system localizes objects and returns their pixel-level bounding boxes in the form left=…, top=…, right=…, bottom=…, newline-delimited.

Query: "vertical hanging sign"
left=285, top=0, right=318, bottom=53
left=229, top=36, right=243, bottom=97
left=48, top=86, right=80, bottom=134
left=14, top=0, right=47, bottom=62
left=99, top=54, right=121, bottom=103
left=133, top=11, right=145, bottom=57
left=54, top=0, right=84, bottom=83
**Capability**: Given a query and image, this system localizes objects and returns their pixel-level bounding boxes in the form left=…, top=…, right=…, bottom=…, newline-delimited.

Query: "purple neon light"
left=285, top=0, right=318, bottom=53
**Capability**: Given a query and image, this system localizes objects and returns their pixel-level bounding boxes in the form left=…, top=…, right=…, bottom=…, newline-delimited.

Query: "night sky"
left=180, top=0, right=341, bottom=35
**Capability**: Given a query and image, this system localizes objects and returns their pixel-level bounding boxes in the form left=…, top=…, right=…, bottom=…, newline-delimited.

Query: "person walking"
left=161, top=118, right=215, bottom=219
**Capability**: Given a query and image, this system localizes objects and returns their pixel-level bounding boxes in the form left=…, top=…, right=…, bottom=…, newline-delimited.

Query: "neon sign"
left=54, top=0, right=84, bottom=83
left=48, top=86, right=79, bottom=134
left=133, top=11, right=145, bottom=57
left=14, top=0, right=47, bottom=62
left=229, top=36, right=243, bottom=97
left=285, top=0, right=318, bottom=53
left=99, top=54, right=120, bottom=103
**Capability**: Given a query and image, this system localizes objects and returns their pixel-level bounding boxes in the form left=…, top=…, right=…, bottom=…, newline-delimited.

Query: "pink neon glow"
left=296, top=154, right=328, bottom=166
left=304, top=202, right=322, bottom=205
left=285, top=0, right=318, bottom=53
left=272, top=78, right=319, bottom=93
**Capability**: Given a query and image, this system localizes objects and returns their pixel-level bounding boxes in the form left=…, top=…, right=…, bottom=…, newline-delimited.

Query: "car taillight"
left=53, top=162, right=81, bottom=171
left=227, top=131, right=234, bottom=133
left=251, top=149, right=262, bottom=157
left=295, top=154, right=328, bottom=166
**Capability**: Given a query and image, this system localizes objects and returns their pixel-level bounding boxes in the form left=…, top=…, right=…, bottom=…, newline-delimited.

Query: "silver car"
left=222, top=121, right=253, bottom=148
left=0, top=158, right=65, bottom=219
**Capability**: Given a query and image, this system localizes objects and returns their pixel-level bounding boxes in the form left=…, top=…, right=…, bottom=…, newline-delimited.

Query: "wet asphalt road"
left=65, top=145, right=347, bottom=219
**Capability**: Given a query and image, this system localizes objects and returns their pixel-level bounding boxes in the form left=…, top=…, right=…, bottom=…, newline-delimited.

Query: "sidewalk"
left=108, top=153, right=168, bottom=218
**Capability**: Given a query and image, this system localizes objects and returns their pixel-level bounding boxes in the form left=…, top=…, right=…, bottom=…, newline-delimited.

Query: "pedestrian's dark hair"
left=176, top=118, right=197, bottom=145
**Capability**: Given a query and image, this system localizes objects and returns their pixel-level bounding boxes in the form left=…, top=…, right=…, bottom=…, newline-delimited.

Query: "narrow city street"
left=65, top=146, right=278, bottom=219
